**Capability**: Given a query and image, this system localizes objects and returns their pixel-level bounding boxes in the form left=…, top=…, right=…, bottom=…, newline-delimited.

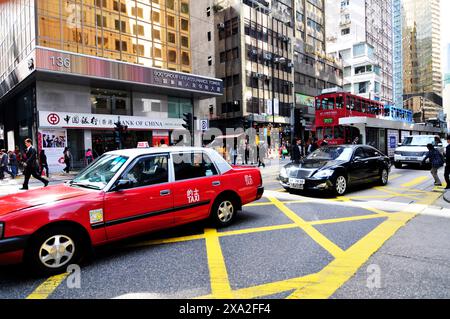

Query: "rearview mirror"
left=112, top=179, right=132, bottom=192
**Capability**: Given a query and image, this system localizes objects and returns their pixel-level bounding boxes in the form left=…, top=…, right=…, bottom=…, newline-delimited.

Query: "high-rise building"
left=292, top=0, right=343, bottom=140
left=402, top=0, right=442, bottom=121
left=392, top=0, right=403, bottom=108
left=191, top=0, right=342, bottom=142
left=0, top=0, right=222, bottom=166
left=191, top=0, right=296, bottom=144
left=325, top=0, right=393, bottom=104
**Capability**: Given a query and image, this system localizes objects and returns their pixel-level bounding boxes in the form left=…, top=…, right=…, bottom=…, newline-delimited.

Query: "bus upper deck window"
left=336, top=96, right=343, bottom=109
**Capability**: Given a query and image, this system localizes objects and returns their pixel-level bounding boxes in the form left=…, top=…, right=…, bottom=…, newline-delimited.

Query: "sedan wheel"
left=26, top=226, right=85, bottom=275
left=379, top=169, right=389, bottom=186
left=211, top=198, right=237, bottom=227
left=334, top=175, right=347, bottom=196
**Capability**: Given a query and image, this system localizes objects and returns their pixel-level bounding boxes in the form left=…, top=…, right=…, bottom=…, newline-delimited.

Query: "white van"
left=393, top=135, right=444, bottom=168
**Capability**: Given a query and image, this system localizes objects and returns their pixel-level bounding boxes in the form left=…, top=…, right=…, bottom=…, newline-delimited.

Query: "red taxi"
left=0, top=147, right=264, bottom=274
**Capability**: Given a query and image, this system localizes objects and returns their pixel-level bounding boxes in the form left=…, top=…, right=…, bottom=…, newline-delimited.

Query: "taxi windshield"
left=71, top=154, right=129, bottom=190
left=307, top=147, right=353, bottom=162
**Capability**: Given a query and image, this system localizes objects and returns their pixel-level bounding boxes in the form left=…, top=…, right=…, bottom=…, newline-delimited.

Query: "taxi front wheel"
left=25, top=226, right=86, bottom=276
left=210, top=197, right=237, bottom=227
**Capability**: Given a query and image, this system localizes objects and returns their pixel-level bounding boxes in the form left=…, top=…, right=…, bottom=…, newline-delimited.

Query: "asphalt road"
left=1, top=164, right=449, bottom=299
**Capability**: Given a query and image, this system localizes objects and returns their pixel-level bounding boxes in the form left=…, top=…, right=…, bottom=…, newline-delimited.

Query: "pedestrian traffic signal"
left=182, top=112, right=193, bottom=132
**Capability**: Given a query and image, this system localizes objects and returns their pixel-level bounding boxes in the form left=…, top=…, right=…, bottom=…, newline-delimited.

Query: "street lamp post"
left=272, top=56, right=286, bottom=148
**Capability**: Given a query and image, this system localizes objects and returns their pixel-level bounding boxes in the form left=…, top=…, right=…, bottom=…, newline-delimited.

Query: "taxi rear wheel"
left=210, top=197, right=237, bottom=228
left=26, top=226, right=85, bottom=276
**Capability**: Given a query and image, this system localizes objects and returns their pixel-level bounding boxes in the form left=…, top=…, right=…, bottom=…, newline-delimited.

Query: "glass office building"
left=402, top=0, right=442, bottom=121
left=0, top=0, right=222, bottom=168
left=392, top=0, right=403, bottom=108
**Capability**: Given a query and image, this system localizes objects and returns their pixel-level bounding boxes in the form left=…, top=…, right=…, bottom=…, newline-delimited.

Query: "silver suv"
left=393, top=135, right=444, bottom=168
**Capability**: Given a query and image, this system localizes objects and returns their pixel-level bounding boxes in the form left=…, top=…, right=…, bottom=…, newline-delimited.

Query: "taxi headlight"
left=280, top=167, right=288, bottom=178
left=314, top=169, right=334, bottom=179
left=0, top=222, right=4, bottom=239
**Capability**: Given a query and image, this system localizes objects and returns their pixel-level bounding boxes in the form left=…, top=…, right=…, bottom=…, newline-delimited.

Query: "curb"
left=443, top=191, right=450, bottom=203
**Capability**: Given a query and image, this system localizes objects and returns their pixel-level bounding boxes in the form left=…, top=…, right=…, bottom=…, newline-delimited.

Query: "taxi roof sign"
left=137, top=141, right=150, bottom=148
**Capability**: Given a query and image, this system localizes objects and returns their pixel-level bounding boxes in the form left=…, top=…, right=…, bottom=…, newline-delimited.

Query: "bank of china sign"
left=39, top=111, right=185, bottom=130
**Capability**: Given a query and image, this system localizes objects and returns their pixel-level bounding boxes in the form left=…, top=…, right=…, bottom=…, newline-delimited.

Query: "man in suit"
left=291, top=139, right=304, bottom=164
left=20, top=138, right=49, bottom=190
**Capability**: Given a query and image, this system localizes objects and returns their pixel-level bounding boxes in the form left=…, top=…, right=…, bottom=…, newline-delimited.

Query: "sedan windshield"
left=402, top=136, right=438, bottom=146
left=71, top=154, right=129, bottom=190
left=307, top=147, right=353, bottom=162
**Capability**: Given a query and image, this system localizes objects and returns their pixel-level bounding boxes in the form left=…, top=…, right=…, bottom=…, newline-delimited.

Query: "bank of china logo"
left=47, top=113, right=60, bottom=125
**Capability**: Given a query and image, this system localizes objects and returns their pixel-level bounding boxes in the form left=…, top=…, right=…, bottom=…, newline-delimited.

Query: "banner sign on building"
left=38, top=129, right=67, bottom=171
left=39, top=111, right=185, bottom=131
left=295, top=94, right=315, bottom=107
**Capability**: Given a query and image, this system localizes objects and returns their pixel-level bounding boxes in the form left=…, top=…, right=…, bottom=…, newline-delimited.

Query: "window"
left=206, top=7, right=211, bottom=17
left=173, top=152, right=218, bottom=181
left=353, top=43, right=365, bottom=57
left=207, top=31, right=211, bottom=41
left=121, top=155, right=169, bottom=189
left=341, top=28, right=350, bottom=35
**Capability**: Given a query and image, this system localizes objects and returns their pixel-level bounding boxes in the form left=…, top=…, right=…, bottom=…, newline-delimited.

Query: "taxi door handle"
left=212, top=181, right=221, bottom=187
left=160, top=190, right=171, bottom=196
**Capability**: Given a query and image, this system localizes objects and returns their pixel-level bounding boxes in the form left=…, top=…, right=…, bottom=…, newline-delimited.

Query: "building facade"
left=190, top=0, right=342, bottom=143
left=0, top=0, right=222, bottom=169
left=325, top=0, right=393, bottom=104
left=392, top=0, right=403, bottom=108
left=401, top=0, right=442, bottom=121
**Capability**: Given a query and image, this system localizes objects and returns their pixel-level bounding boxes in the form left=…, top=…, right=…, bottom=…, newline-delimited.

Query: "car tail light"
left=0, top=222, right=4, bottom=239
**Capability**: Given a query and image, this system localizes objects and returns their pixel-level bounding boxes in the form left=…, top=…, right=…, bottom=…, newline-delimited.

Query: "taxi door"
left=103, top=154, right=174, bottom=240
left=171, top=151, right=222, bottom=225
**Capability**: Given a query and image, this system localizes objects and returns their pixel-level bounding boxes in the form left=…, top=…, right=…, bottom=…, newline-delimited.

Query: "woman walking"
left=40, top=150, right=49, bottom=177
left=63, top=147, right=72, bottom=173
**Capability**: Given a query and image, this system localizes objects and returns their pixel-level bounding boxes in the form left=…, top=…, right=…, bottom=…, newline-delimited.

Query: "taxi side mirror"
left=112, top=179, right=132, bottom=192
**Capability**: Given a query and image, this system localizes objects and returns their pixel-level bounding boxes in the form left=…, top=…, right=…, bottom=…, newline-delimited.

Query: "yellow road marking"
left=267, top=197, right=344, bottom=258
left=401, top=176, right=429, bottom=188
left=127, top=233, right=205, bottom=248
left=287, top=212, right=416, bottom=299
left=220, top=224, right=298, bottom=237
left=204, top=228, right=233, bottom=298
left=374, top=187, right=420, bottom=200
left=26, top=273, right=68, bottom=299
left=309, top=213, right=390, bottom=226
left=389, top=174, right=401, bottom=181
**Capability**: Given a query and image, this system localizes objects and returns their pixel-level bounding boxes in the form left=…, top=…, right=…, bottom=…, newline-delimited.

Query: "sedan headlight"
left=313, top=169, right=335, bottom=179
left=0, top=222, right=4, bottom=239
left=280, top=167, right=288, bottom=178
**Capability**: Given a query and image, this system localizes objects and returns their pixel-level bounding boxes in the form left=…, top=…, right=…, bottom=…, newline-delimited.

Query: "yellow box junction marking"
left=26, top=273, right=68, bottom=299
left=267, top=196, right=344, bottom=259
left=204, top=228, right=233, bottom=298
left=26, top=179, right=441, bottom=300
left=401, top=176, right=429, bottom=188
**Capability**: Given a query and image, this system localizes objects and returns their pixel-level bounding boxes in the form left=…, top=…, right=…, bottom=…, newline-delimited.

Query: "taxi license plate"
left=405, top=157, right=418, bottom=161
left=289, top=178, right=305, bottom=189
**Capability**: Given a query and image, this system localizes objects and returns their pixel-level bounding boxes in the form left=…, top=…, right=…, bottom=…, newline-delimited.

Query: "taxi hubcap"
left=218, top=201, right=234, bottom=223
left=39, top=235, right=75, bottom=268
left=336, top=176, right=347, bottom=194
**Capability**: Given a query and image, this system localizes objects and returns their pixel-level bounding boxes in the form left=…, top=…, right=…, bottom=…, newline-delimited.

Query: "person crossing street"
left=20, top=139, right=49, bottom=190
left=444, top=136, right=450, bottom=190
left=422, top=143, right=445, bottom=187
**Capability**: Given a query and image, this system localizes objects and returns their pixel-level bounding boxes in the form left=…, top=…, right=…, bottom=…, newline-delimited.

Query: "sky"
left=442, top=0, right=450, bottom=74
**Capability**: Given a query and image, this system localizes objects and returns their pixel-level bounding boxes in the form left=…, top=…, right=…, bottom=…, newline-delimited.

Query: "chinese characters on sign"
left=187, top=189, right=200, bottom=204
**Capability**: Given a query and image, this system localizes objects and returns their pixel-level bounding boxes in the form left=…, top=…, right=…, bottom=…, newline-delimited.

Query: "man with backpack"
left=422, top=143, right=445, bottom=186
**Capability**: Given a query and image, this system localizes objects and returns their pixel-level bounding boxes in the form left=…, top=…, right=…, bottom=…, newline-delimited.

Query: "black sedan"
left=279, top=145, right=391, bottom=196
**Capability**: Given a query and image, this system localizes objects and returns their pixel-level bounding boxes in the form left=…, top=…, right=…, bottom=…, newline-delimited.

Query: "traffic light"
left=182, top=112, right=193, bottom=132
left=114, top=120, right=128, bottom=149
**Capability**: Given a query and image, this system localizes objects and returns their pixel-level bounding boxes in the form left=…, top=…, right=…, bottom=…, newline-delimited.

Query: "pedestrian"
left=63, top=147, right=72, bottom=173
left=422, top=143, right=445, bottom=186
left=40, top=150, right=49, bottom=178
left=281, top=143, right=288, bottom=159
left=0, top=149, right=15, bottom=180
left=160, top=139, right=168, bottom=148
left=244, top=142, right=250, bottom=165
left=20, top=139, right=49, bottom=190
left=444, top=136, right=450, bottom=190
left=321, top=135, right=329, bottom=147
left=8, top=151, right=18, bottom=178
left=85, top=148, right=94, bottom=165
left=309, top=138, right=319, bottom=154
left=291, top=139, right=304, bottom=164
left=230, top=145, right=238, bottom=165
left=258, top=142, right=267, bottom=168
left=14, top=146, right=23, bottom=174
left=353, top=136, right=360, bottom=145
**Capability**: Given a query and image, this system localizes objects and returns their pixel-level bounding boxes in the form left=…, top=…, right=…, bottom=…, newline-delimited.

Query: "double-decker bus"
left=314, top=92, right=384, bottom=145
left=314, top=91, right=445, bottom=157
